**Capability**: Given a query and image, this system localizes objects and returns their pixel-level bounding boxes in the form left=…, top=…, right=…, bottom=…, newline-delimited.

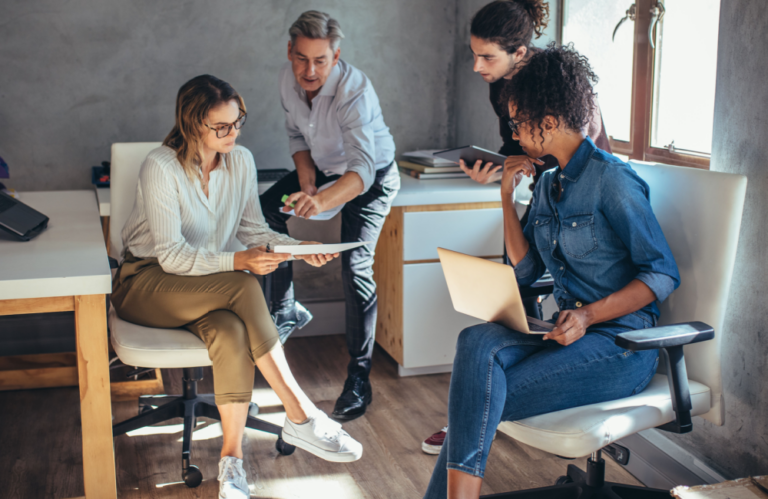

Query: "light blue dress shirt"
left=279, top=59, right=396, bottom=192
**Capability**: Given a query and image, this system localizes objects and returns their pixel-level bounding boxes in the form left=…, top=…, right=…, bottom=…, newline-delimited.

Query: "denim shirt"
left=514, top=137, right=680, bottom=330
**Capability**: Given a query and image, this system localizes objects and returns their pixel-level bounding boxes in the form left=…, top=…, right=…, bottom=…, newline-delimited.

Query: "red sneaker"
left=422, top=426, right=448, bottom=455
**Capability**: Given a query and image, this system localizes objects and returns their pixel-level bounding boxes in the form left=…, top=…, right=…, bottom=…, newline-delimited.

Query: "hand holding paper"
left=272, top=241, right=373, bottom=256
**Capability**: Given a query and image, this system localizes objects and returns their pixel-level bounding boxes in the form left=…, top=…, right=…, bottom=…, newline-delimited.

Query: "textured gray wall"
left=662, top=0, right=768, bottom=478
left=0, top=0, right=456, bottom=191
left=454, top=0, right=559, bottom=151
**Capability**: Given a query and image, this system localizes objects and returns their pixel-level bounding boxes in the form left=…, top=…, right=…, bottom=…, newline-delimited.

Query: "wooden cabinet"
left=373, top=201, right=504, bottom=376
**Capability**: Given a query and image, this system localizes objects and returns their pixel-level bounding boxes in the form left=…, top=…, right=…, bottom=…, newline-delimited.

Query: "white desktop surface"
left=0, top=190, right=112, bottom=300
left=393, top=173, right=501, bottom=207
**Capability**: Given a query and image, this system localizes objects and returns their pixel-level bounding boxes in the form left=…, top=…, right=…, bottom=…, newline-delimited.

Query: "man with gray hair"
left=260, top=10, right=399, bottom=421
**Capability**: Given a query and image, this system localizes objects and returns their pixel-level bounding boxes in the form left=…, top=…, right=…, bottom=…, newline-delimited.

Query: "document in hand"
left=272, top=241, right=373, bottom=256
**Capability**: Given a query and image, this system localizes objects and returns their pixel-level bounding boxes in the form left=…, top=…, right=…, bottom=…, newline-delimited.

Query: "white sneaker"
left=218, top=456, right=249, bottom=499
left=282, top=410, right=363, bottom=463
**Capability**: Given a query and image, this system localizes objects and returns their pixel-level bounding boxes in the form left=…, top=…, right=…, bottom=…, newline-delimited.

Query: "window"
left=562, top=0, right=721, bottom=168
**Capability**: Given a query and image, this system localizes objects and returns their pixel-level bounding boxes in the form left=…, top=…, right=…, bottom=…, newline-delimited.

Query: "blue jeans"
left=424, top=322, right=659, bottom=499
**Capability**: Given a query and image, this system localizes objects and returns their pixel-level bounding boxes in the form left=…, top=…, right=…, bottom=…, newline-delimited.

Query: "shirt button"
left=560, top=266, right=564, bottom=270
left=553, top=240, right=557, bottom=245
left=535, top=220, right=539, bottom=225
left=576, top=301, right=583, bottom=308
left=572, top=222, right=577, bottom=227
left=560, top=174, right=564, bottom=179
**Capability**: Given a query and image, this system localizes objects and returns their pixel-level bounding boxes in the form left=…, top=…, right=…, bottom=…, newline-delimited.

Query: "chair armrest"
left=615, top=321, right=715, bottom=435
left=614, top=321, right=714, bottom=351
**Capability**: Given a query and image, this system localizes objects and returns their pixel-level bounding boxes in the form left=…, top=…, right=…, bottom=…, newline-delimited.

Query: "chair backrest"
left=629, top=161, right=747, bottom=426
left=110, top=142, right=163, bottom=258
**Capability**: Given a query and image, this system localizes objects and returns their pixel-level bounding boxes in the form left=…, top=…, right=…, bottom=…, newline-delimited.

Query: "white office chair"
left=108, top=142, right=295, bottom=489
left=491, top=162, right=747, bottom=497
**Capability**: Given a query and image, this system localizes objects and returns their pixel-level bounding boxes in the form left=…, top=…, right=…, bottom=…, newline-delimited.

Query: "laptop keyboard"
left=527, top=321, right=552, bottom=332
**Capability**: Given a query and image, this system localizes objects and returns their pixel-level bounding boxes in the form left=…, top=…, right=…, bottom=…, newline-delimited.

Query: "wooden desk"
left=0, top=191, right=116, bottom=499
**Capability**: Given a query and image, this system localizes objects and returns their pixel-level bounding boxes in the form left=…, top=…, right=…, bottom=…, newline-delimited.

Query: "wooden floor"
left=0, top=335, right=641, bottom=498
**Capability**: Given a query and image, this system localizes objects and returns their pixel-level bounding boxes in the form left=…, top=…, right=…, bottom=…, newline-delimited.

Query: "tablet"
left=433, top=145, right=507, bottom=167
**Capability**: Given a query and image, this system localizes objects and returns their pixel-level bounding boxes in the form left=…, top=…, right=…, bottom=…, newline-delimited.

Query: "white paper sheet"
left=271, top=241, right=373, bottom=256
left=283, top=181, right=345, bottom=221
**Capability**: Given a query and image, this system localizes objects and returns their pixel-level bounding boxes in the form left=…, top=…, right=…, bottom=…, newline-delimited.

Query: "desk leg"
left=75, top=294, right=117, bottom=499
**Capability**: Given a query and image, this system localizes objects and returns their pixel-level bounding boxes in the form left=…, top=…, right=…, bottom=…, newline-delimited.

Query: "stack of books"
left=398, top=150, right=468, bottom=180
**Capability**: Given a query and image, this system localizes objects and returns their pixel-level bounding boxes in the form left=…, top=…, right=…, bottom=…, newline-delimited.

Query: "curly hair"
left=471, top=0, right=549, bottom=54
left=500, top=43, right=598, bottom=146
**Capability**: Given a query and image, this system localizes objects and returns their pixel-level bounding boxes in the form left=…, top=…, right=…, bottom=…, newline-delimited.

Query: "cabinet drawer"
left=402, top=262, right=484, bottom=368
left=403, top=208, right=503, bottom=261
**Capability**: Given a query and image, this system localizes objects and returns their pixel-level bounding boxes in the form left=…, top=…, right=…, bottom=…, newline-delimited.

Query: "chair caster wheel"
left=555, top=475, right=573, bottom=486
left=276, top=438, right=296, bottom=456
left=182, top=465, right=203, bottom=488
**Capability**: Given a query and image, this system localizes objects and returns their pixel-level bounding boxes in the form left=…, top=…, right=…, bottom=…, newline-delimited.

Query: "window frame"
left=560, top=0, right=712, bottom=169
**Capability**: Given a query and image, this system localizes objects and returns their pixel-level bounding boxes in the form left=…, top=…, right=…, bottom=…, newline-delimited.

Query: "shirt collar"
left=560, top=136, right=596, bottom=182
left=292, top=61, right=342, bottom=99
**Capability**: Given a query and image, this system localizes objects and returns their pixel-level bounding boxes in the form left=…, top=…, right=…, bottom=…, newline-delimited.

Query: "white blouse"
left=121, top=145, right=300, bottom=276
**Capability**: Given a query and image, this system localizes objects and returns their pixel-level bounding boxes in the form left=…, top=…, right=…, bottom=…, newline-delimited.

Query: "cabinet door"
left=403, top=209, right=503, bottom=261
left=402, top=262, right=485, bottom=369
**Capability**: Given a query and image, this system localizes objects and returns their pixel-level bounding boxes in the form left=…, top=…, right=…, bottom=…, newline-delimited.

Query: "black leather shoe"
left=272, top=301, right=313, bottom=344
left=332, top=375, right=372, bottom=421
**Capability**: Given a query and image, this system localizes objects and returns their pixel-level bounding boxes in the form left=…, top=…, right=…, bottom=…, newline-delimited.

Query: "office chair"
left=108, top=143, right=293, bottom=488
left=489, top=162, right=747, bottom=498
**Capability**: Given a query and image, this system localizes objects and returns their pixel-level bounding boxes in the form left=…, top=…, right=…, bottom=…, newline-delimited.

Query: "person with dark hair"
left=112, top=74, right=363, bottom=499
left=423, top=45, right=680, bottom=499
left=260, top=11, right=400, bottom=422
left=422, top=0, right=612, bottom=457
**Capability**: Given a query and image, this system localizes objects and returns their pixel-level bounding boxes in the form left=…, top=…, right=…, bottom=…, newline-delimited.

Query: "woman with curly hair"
left=423, top=45, right=680, bottom=499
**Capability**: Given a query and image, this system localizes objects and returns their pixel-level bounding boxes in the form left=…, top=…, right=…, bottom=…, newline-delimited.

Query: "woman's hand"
left=233, top=246, right=290, bottom=275
left=294, top=241, right=339, bottom=267
left=282, top=191, right=324, bottom=219
left=460, top=159, right=503, bottom=184
left=500, top=155, right=544, bottom=196
left=543, top=308, right=593, bottom=346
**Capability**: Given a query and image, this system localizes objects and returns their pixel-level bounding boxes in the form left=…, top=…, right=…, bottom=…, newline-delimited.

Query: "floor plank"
left=0, top=335, right=642, bottom=498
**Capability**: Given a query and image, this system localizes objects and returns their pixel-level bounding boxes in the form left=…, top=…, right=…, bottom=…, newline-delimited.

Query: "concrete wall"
left=662, top=0, right=768, bottom=478
left=453, top=0, right=560, bottom=151
left=0, top=0, right=456, bottom=191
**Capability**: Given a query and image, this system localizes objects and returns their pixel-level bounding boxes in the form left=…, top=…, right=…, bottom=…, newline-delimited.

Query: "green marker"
left=281, top=195, right=296, bottom=208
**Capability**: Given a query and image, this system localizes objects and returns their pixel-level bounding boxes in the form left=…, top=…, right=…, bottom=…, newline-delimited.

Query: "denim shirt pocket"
left=561, top=214, right=598, bottom=258
left=532, top=216, right=552, bottom=252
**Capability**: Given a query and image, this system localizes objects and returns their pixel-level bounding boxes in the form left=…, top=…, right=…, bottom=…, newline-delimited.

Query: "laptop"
left=437, top=247, right=554, bottom=334
left=0, top=191, right=49, bottom=241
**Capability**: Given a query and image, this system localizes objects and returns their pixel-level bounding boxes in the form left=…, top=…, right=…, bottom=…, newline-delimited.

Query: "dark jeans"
left=260, top=163, right=400, bottom=378
left=424, top=322, right=659, bottom=498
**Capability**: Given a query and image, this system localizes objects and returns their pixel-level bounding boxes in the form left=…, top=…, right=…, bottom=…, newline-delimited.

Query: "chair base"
left=113, top=367, right=294, bottom=488
left=482, top=457, right=671, bottom=499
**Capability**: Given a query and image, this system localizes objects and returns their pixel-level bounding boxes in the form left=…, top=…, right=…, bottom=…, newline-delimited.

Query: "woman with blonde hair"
left=112, top=74, right=362, bottom=499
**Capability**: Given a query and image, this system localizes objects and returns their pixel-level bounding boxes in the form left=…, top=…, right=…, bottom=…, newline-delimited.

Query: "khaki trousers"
left=111, top=252, right=279, bottom=405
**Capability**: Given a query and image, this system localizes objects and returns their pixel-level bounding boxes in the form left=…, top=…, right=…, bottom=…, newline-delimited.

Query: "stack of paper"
left=399, top=150, right=469, bottom=180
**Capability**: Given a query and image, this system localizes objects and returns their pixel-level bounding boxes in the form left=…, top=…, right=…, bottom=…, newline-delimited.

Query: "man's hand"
left=233, top=246, right=291, bottom=275
left=460, top=159, right=503, bottom=184
left=500, top=155, right=543, bottom=195
left=294, top=241, right=339, bottom=267
left=543, top=308, right=593, bottom=346
left=282, top=191, right=325, bottom=218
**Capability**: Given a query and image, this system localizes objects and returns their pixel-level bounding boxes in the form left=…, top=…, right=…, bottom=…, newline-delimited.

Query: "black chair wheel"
left=182, top=465, right=203, bottom=488
left=276, top=438, right=296, bottom=456
left=555, top=475, right=573, bottom=486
